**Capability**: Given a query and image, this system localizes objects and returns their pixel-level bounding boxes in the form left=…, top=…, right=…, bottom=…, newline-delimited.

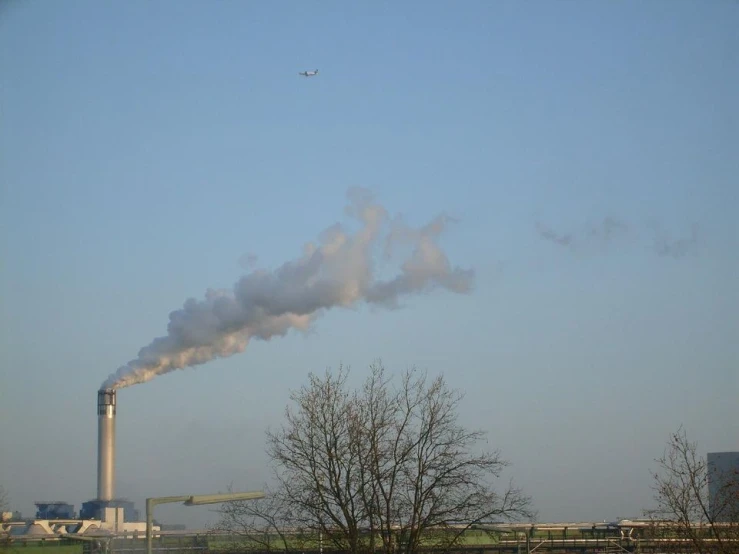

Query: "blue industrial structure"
left=34, top=502, right=75, bottom=519
left=79, top=498, right=139, bottom=522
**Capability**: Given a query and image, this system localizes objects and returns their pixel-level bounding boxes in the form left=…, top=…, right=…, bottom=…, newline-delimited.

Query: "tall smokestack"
left=97, top=389, right=116, bottom=502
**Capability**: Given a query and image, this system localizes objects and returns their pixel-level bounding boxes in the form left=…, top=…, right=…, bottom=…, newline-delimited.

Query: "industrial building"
left=1, top=389, right=154, bottom=544
left=34, top=502, right=75, bottom=519
left=1, top=387, right=191, bottom=549
left=708, top=451, right=739, bottom=522
left=80, top=498, right=139, bottom=522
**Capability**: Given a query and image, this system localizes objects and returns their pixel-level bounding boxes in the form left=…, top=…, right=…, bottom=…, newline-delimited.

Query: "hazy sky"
left=1, top=0, right=737, bottom=529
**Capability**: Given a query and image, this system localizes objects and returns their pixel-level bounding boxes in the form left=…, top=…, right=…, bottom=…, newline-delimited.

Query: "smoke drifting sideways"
left=536, top=218, right=701, bottom=258
left=536, top=217, right=628, bottom=250
left=101, top=188, right=474, bottom=390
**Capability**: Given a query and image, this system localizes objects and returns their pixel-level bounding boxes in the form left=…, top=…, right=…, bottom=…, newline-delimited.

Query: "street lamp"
left=146, top=491, right=264, bottom=554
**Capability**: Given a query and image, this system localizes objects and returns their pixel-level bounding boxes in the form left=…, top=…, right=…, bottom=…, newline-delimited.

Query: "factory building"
left=1, top=389, right=155, bottom=542
left=708, top=451, right=739, bottom=522
left=34, top=502, right=75, bottom=520
left=79, top=498, right=139, bottom=522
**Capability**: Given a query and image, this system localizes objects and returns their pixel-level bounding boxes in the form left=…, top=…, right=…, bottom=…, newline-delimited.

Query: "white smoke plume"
left=102, top=188, right=474, bottom=389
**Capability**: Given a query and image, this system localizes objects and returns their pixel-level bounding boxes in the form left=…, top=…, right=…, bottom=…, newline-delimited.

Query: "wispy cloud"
left=536, top=217, right=629, bottom=252
left=238, top=253, right=259, bottom=270
left=535, top=223, right=573, bottom=247
left=650, top=223, right=701, bottom=259
left=537, top=218, right=701, bottom=258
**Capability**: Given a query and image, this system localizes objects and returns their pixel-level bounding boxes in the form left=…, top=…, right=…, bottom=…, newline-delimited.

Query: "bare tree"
left=267, top=366, right=367, bottom=554
left=646, top=427, right=738, bottom=554
left=0, top=486, right=9, bottom=545
left=355, top=365, right=531, bottom=554
left=220, top=362, right=532, bottom=554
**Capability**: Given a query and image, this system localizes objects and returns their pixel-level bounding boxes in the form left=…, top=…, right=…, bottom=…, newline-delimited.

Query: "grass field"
left=0, top=546, right=82, bottom=554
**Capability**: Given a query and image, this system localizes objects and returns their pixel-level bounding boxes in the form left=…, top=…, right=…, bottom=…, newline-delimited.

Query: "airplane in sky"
left=299, top=69, right=319, bottom=77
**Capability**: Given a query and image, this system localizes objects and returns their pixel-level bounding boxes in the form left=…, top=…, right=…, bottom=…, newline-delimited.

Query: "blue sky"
left=1, top=0, right=737, bottom=528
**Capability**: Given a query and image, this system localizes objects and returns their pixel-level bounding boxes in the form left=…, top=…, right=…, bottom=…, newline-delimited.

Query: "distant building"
left=34, top=502, right=75, bottom=519
left=159, top=523, right=187, bottom=531
left=708, top=451, right=739, bottom=522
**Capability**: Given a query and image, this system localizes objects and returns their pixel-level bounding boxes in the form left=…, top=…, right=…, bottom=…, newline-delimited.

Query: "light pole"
left=146, top=491, right=264, bottom=554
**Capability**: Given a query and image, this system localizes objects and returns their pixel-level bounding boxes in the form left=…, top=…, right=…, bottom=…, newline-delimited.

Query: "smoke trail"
left=535, top=222, right=573, bottom=247
left=536, top=218, right=628, bottom=250
left=537, top=218, right=702, bottom=258
left=651, top=223, right=700, bottom=259
left=102, top=188, right=474, bottom=389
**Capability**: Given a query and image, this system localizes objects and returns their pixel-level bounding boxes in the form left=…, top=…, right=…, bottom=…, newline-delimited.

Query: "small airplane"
left=299, top=69, right=319, bottom=77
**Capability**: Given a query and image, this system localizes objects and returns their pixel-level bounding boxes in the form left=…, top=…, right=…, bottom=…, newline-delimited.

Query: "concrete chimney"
left=97, top=389, right=116, bottom=501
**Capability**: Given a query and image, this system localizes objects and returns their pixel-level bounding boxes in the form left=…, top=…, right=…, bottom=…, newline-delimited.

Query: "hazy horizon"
left=1, top=0, right=737, bottom=529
